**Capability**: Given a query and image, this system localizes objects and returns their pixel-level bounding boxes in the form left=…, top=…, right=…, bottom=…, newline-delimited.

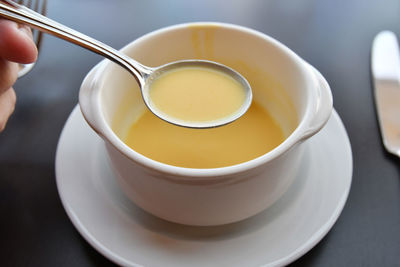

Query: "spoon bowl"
left=142, top=59, right=252, bottom=128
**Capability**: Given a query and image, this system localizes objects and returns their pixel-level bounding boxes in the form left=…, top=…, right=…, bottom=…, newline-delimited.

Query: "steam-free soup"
left=124, top=101, right=284, bottom=168
left=149, top=66, right=246, bottom=123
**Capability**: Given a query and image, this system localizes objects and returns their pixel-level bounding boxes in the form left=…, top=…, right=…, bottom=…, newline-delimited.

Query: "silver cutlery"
left=371, top=30, right=400, bottom=157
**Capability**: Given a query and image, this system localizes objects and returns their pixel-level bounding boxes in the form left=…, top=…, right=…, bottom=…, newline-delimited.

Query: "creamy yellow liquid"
left=149, top=66, right=246, bottom=122
left=125, top=102, right=284, bottom=168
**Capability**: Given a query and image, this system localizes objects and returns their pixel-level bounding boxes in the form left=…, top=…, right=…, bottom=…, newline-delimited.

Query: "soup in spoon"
left=148, top=65, right=247, bottom=125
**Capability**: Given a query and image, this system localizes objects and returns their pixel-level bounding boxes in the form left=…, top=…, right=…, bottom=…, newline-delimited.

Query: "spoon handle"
left=0, top=0, right=150, bottom=85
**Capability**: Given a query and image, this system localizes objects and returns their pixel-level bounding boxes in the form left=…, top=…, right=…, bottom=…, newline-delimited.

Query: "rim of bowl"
left=84, top=21, right=317, bottom=179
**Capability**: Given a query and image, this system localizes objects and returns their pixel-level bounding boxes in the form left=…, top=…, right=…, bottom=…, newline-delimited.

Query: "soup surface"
left=149, top=66, right=246, bottom=123
left=124, top=101, right=284, bottom=168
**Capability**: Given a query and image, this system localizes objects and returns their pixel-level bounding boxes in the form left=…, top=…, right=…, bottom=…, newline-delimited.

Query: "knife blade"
left=371, top=31, right=400, bottom=157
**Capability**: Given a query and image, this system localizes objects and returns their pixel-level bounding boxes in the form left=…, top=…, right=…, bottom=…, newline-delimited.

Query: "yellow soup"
left=124, top=101, right=284, bottom=168
left=149, top=66, right=246, bottom=122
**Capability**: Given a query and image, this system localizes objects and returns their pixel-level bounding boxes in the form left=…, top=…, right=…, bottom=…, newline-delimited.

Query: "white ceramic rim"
left=80, top=22, right=321, bottom=179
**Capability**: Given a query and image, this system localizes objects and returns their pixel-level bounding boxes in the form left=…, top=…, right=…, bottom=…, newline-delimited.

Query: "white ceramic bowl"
left=79, top=22, right=332, bottom=226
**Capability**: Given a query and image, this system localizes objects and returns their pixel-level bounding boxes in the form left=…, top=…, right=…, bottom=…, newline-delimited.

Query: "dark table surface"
left=1, top=0, right=400, bottom=266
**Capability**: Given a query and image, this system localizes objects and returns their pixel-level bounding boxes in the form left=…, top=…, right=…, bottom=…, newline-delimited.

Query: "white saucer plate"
left=56, top=106, right=352, bottom=267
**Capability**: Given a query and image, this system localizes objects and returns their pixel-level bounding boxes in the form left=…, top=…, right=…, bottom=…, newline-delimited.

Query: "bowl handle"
left=300, top=64, right=333, bottom=140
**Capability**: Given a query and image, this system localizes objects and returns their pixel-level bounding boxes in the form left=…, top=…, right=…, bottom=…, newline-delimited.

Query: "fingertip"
left=18, top=25, right=38, bottom=63
left=0, top=20, right=38, bottom=64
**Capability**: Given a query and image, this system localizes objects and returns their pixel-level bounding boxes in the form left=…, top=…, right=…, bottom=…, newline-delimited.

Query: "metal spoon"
left=0, top=0, right=252, bottom=128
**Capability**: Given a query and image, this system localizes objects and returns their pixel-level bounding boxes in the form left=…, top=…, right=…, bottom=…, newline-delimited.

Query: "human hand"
left=0, top=19, right=37, bottom=132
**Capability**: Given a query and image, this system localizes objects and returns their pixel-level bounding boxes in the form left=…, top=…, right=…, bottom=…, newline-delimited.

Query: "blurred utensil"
left=371, top=31, right=400, bottom=157
left=16, top=0, right=47, bottom=77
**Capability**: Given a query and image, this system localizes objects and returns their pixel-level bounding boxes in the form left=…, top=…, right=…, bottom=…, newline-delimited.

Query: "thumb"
left=0, top=19, right=38, bottom=64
